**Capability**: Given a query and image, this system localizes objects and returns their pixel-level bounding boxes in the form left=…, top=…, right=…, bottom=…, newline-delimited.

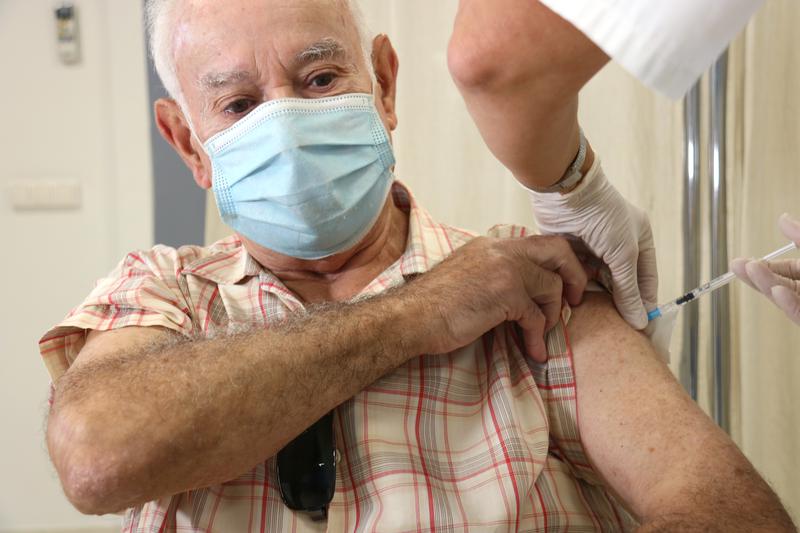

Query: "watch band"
left=530, top=129, right=587, bottom=194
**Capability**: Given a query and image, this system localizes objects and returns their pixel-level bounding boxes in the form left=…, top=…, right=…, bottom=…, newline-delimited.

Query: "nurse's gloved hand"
left=731, top=214, right=800, bottom=325
left=529, top=159, right=657, bottom=330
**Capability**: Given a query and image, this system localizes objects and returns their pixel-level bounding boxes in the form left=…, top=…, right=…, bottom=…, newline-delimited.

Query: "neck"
left=242, top=196, right=410, bottom=304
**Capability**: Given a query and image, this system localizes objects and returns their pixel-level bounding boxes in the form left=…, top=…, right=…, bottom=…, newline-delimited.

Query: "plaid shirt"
left=40, top=183, right=634, bottom=532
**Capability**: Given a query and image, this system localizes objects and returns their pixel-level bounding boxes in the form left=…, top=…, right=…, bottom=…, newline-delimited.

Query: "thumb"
left=637, top=244, right=659, bottom=309
left=772, top=285, right=800, bottom=326
left=609, top=258, right=648, bottom=329
left=778, top=213, right=800, bottom=245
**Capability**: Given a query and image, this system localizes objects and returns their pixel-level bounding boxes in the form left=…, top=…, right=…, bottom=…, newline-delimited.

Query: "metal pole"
left=681, top=82, right=702, bottom=401
left=709, top=52, right=731, bottom=432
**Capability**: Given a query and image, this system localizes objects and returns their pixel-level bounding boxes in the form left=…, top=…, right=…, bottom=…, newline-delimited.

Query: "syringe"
left=647, top=241, right=799, bottom=321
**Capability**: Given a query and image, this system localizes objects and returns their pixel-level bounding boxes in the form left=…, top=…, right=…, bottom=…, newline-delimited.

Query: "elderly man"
left=40, top=0, right=793, bottom=531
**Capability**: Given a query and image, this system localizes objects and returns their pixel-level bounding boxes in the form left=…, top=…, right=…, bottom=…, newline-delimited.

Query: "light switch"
left=7, top=179, right=82, bottom=210
left=55, top=4, right=81, bottom=65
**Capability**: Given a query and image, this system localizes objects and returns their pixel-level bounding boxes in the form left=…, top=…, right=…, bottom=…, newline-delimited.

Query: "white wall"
left=0, top=1, right=152, bottom=530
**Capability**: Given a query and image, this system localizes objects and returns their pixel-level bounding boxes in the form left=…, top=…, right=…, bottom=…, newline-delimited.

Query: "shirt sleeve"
left=38, top=248, right=195, bottom=382
left=539, top=0, right=764, bottom=99
left=484, top=223, right=604, bottom=484
left=535, top=312, right=605, bottom=486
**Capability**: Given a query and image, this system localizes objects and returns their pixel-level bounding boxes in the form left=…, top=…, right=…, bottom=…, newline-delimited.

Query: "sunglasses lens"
left=277, top=411, right=336, bottom=514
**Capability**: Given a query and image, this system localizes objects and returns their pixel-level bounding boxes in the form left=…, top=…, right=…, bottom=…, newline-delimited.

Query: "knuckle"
left=527, top=234, right=561, bottom=247
left=608, top=240, right=639, bottom=266
left=551, top=272, right=564, bottom=293
left=548, top=234, right=571, bottom=250
left=534, top=266, right=562, bottom=293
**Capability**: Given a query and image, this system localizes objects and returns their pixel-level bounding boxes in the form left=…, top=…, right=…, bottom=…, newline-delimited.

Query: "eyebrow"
left=197, top=69, right=255, bottom=92
left=196, top=38, right=350, bottom=93
left=295, top=38, right=349, bottom=65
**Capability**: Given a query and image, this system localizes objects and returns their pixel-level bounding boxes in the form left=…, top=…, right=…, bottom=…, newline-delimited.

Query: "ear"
left=154, top=98, right=213, bottom=189
left=371, top=35, right=399, bottom=132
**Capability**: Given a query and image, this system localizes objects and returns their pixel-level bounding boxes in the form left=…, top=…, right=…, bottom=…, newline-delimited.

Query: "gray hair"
left=145, top=0, right=374, bottom=106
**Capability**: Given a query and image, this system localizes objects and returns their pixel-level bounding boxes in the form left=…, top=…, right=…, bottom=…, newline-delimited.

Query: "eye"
left=223, top=98, right=256, bottom=116
left=309, top=72, right=337, bottom=89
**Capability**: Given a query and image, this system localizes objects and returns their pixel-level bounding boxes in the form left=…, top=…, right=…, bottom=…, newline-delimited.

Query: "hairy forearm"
left=640, top=454, right=795, bottom=531
left=448, top=0, right=608, bottom=187
left=635, top=460, right=795, bottom=531
left=639, top=502, right=795, bottom=532
left=48, top=289, right=426, bottom=514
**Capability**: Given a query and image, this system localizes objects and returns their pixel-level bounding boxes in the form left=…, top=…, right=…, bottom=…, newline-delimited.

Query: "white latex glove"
left=731, top=213, right=800, bottom=325
left=529, top=157, right=658, bottom=329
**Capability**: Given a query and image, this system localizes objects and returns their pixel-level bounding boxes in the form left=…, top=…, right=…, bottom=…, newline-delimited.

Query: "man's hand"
left=732, top=213, right=800, bottom=325
left=408, top=235, right=588, bottom=361
left=530, top=160, right=658, bottom=329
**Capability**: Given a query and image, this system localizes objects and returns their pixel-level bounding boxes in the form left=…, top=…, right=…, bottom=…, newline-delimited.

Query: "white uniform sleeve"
left=539, top=0, right=764, bottom=99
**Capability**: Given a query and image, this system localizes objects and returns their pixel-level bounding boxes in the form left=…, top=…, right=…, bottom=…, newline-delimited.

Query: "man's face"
left=172, top=0, right=380, bottom=143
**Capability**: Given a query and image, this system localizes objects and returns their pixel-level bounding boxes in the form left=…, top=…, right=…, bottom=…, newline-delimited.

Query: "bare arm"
left=569, top=293, right=794, bottom=531
left=48, top=297, right=419, bottom=516
left=448, top=0, right=609, bottom=188
left=47, top=235, right=587, bottom=515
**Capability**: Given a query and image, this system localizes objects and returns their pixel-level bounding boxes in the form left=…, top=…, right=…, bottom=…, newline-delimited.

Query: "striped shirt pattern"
left=39, top=183, right=634, bottom=532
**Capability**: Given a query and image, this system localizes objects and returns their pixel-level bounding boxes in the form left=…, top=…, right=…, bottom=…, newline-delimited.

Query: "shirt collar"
left=181, top=236, right=262, bottom=285
left=392, top=181, right=474, bottom=279
left=182, top=181, right=475, bottom=288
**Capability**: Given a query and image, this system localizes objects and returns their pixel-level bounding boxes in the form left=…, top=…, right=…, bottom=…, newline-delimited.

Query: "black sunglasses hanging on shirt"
left=276, top=411, right=337, bottom=521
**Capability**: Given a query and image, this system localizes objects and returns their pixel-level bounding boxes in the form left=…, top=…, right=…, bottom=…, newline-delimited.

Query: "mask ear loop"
left=362, top=39, right=380, bottom=100
left=180, top=104, right=207, bottom=155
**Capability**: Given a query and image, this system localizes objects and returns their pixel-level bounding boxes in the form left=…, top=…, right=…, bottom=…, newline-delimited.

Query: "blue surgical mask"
left=203, top=93, right=396, bottom=260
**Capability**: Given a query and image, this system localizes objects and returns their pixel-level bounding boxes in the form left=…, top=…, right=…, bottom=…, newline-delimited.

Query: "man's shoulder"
left=485, top=223, right=537, bottom=240
left=114, top=235, right=245, bottom=281
left=430, top=222, right=536, bottom=249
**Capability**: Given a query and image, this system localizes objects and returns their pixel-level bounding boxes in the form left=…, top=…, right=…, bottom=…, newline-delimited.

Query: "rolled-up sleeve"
left=39, top=249, right=194, bottom=382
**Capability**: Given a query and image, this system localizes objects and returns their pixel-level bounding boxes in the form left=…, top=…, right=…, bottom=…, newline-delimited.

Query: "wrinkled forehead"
left=172, top=0, right=365, bottom=90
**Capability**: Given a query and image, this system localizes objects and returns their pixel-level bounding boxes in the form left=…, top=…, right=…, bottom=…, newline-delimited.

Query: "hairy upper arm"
left=568, top=293, right=791, bottom=528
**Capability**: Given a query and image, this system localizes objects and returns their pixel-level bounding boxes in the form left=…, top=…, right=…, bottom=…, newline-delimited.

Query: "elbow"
left=47, top=406, right=128, bottom=515
left=61, top=459, right=119, bottom=516
left=447, top=16, right=549, bottom=93
left=447, top=29, right=512, bottom=92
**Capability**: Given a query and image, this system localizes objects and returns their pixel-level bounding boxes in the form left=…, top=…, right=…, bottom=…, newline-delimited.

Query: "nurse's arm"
left=569, top=293, right=794, bottom=531
left=448, top=0, right=608, bottom=189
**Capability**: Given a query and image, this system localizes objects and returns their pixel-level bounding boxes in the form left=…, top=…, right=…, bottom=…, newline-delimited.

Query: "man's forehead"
left=172, top=0, right=362, bottom=89
left=173, top=0, right=359, bottom=55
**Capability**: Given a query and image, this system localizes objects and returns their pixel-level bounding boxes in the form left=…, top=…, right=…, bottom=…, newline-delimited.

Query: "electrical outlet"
left=7, top=179, right=82, bottom=210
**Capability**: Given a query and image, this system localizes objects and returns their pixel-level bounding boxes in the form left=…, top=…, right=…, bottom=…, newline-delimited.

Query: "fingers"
left=778, top=213, right=800, bottom=245
left=607, top=254, right=648, bottom=330
left=772, top=286, right=800, bottom=325
left=566, top=238, right=604, bottom=281
left=732, top=211, right=800, bottom=326
left=637, top=234, right=659, bottom=310
left=731, top=257, right=757, bottom=290
left=765, top=258, right=800, bottom=282
left=516, top=236, right=588, bottom=307
left=515, top=304, right=548, bottom=363
left=518, top=265, right=563, bottom=332
left=601, top=207, right=651, bottom=329
left=637, top=248, right=659, bottom=309
left=745, top=260, right=800, bottom=300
